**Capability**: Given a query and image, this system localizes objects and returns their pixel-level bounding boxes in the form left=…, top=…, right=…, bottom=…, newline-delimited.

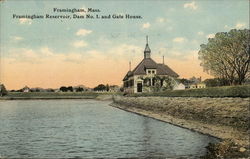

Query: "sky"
left=0, top=0, right=249, bottom=90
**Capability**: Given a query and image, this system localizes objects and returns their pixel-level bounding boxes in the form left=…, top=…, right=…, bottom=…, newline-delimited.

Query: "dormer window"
left=147, top=69, right=156, bottom=75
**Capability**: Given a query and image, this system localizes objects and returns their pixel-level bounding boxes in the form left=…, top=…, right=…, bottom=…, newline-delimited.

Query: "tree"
left=67, top=86, right=73, bottom=92
left=94, top=84, right=106, bottom=91
left=203, top=78, right=228, bottom=87
left=60, top=86, right=68, bottom=92
left=76, top=87, right=84, bottom=92
left=106, top=84, right=110, bottom=91
left=179, top=78, right=192, bottom=85
left=162, top=76, right=176, bottom=90
left=0, top=84, right=7, bottom=96
left=198, top=29, right=250, bottom=85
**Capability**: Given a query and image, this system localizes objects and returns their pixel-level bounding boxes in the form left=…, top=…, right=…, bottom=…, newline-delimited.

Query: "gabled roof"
left=133, top=58, right=158, bottom=75
left=23, top=86, right=30, bottom=90
left=157, top=64, right=179, bottom=77
left=123, top=58, right=179, bottom=81
left=123, top=71, right=133, bottom=81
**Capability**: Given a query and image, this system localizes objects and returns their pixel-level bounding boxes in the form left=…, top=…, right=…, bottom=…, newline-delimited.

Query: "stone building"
left=123, top=37, right=179, bottom=93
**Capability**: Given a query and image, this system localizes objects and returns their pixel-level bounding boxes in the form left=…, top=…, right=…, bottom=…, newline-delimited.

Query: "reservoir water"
left=0, top=100, right=218, bottom=158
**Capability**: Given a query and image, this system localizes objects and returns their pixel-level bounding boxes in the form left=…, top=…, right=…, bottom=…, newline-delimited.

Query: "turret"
left=144, top=36, right=151, bottom=59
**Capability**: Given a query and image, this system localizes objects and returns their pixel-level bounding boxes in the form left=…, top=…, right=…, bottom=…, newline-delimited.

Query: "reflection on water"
left=0, top=100, right=218, bottom=158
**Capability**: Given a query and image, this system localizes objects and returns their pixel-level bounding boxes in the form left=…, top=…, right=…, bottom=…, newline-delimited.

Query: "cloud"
left=156, top=17, right=166, bottom=23
left=166, top=26, right=173, bottom=31
left=11, top=36, right=23, bottom=42
left=156, top=47, right=197, bottom=61
left=173, top=37, right=186, bottom=43
left=224, top=22, right=247, bottom=30
left=19, top=18, right=32, bottom=25
left=6, top=48, right=39, bottom=63
left=197, top=31, right=204, bottom=35
left=184, top=1, right=198, bottom=10
left=72, top=40, right=88, bottom=48
left=6, top=44, right=141, bottom=65
left=206, top=34, right=215, bottom=39
left=169, top=8, right=175, bottom=12
left=97, top=36, right=112, bottom=46
left=142, top=22, right=151, bottom=29
left=224, top=25, right=231, bottom=29
left=235, top=22, right=246, bottom=29
left=5, top=47, right=88, bottom=64
left=76, top=29, right=92, bottom=36
left=107, top=44, right=143, bottom=60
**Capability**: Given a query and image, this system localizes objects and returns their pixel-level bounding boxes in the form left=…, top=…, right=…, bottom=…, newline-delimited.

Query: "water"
left=0, top=100, right=218, bottom=158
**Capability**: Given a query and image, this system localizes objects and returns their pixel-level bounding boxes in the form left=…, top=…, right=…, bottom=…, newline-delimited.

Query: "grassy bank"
left=129, top=85, right=250, bottom=98
left=1, top=92, right=117, bottom=100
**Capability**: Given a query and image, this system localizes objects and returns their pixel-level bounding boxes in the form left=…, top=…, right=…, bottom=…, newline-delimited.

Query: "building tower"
left=144, top=36, right=151, bottom=59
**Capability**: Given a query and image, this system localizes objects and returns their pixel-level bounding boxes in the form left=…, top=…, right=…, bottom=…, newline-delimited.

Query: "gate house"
left=123, top=37, right=179, bottom=93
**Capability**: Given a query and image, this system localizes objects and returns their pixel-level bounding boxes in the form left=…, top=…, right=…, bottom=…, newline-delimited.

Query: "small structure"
left=173, top=83, right=185, bottom=90
left=123, top=37, right=179, bottom=93
left=109, top=85, right=120, bottom=92
left=187, top=77, right=206, bottom=89
left=22, top=86, right=31, bottom=92
left=73, top=85, right=88, bottom=92
left=190, top=83, right=206, bottom=89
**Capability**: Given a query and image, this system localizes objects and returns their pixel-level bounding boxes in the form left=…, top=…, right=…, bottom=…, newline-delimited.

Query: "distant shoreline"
left=0, top=92, right=114, bottom=101
left=0, top=96, right=96, bottom=100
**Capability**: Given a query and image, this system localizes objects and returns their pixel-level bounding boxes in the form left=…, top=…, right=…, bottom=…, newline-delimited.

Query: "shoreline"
left=111, top=96, right=249, bottom=158
left=0, top=96, right=96, bottom=100
left=0, top=93, right=114, bottom=101
left=110, top=102, right=221, bottom=139
left=110, top=102, right=249, bottom=145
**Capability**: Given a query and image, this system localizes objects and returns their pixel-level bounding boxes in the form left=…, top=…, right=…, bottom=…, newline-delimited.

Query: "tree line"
left=59, top=86, right=85, bottom=92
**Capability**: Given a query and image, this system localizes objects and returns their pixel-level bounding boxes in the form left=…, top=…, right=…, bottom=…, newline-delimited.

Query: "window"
left=152, top=71, right=155, bottom=74
left=130, top=80, right=134, bottom=87
left=148, top=70, right=151, bottom=74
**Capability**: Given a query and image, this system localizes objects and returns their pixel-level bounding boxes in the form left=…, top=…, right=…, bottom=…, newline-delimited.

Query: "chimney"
left=163, top=55, right=165, bottom=64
